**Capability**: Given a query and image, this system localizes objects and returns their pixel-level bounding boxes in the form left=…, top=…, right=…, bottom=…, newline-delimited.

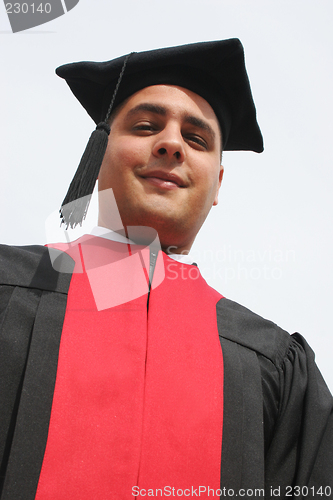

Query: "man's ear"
left=213, top=164, right=224, bottom=206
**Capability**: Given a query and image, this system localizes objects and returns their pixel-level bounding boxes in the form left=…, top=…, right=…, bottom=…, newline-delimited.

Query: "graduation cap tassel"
left=60, top=122, right=110, bottom=228
left=59, top=52, right=134, bottom=229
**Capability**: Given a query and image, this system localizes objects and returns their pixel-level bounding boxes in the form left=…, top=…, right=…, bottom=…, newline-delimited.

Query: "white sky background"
left=1, top=0, right=332, bottom=392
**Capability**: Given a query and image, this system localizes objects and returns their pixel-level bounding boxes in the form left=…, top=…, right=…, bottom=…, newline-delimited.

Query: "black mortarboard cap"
left=56, top=39, right=263, bottom=228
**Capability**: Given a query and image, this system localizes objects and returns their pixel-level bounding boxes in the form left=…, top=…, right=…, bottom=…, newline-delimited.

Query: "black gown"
left=0, top=243, right=332, bottom=499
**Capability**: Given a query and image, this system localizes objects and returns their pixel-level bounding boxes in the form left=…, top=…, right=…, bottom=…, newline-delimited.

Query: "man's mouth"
left=140, top=170, right=186, bottom=190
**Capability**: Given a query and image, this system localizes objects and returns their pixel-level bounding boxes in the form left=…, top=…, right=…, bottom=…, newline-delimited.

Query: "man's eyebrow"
left=126, top=103, right=167, bottom=118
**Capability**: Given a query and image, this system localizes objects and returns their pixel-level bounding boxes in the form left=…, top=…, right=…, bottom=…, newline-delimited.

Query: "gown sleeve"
left=217, top=296, right=333, bottom=497
left=265, top=333, right=333, bottom=498
left=0, top=244, right=74, bottom=499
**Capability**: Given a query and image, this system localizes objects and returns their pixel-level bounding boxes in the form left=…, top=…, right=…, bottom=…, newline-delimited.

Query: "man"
left=0, top=40, right=332, bottom=499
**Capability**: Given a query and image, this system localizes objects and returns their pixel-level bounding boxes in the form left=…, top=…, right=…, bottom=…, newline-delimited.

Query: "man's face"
left=98, top=85, right=223, bottom=253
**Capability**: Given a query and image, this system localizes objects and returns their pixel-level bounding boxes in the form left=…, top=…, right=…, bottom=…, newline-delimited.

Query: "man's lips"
left=140, top=171, right=186, bottom=190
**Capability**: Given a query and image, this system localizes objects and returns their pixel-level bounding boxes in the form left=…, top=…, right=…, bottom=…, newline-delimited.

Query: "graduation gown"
left=0, top=240, right=332, bottom=499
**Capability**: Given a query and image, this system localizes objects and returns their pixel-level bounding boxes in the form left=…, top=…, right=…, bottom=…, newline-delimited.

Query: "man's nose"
left=152, top=125, right=185, bottom=162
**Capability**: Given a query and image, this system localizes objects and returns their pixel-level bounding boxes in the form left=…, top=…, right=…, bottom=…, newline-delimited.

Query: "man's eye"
left=186, top=135, right=208, bottom=150
left=133, top=122, right=156, bottom=132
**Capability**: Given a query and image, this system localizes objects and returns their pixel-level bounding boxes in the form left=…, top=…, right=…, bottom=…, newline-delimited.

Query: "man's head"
left=98, top=84, right=223, bottom=253
left=56, top=39, right=263, bottom=242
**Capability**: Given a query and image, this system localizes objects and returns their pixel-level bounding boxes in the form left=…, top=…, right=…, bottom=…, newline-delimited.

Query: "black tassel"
left=60, top=122, right=110, bottom=228
left=59, top=52, right=134, bottom=229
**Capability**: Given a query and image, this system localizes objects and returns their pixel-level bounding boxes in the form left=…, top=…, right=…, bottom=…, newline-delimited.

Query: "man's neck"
left=91, top=226, right=196, bottom=265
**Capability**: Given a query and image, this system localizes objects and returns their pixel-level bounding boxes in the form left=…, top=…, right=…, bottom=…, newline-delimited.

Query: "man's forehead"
left=123, top=85, right=219, bottom=119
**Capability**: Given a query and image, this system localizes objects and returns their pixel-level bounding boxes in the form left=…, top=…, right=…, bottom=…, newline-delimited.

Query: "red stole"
left=36, top=236, right=223, bottom=498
